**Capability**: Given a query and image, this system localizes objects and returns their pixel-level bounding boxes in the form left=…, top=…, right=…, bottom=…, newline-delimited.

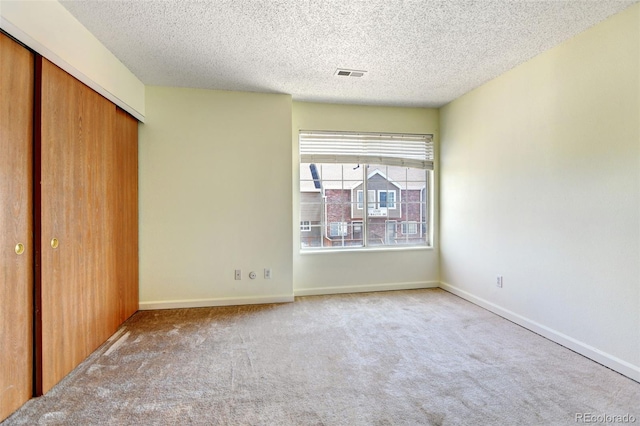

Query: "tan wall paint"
left=139, top=87, right=293, bottom=307
left=293, top=102, right=440, bottom=294
left=0, top=0, right=145, bottom=119
left=440, top=4, right=640, bottom=379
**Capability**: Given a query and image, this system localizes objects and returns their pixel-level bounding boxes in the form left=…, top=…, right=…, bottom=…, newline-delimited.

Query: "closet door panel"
left=114, top=108, right=139, bottom=323
left=82, top=80, right=118, bottom=343
left=0, top=33, right=34, bottom=422
left=38, top=56, right=84, bottom=394
left=38, top=58, right=117, bottom=394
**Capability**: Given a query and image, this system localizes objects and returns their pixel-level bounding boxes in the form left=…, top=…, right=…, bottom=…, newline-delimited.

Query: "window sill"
left=299, top=245, right=434, bottom=255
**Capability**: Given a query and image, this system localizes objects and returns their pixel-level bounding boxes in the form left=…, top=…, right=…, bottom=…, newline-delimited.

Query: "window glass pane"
left=367, top=190, right=376, bottom=210
left=301, top=224, right=322, bottom=248
left=385, top=221, right=397, bottom=244
left=367, top=219, right=386, bottom=247
left=300, top=155, right=430, bottom=250
left=350, top=221, right=364, bottom=246
left=387, top=191, right=396, bottom=208
left=300, top=162, right=324, bottom=248
left=402, top=221, right=417, bottom=234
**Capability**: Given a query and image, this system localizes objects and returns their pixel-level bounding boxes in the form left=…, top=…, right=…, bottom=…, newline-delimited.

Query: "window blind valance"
left=299, top=131, right=434, bottom=170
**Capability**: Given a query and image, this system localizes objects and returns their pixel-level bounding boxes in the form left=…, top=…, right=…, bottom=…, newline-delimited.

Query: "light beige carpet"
left=4, top=289, right=639, bottom=425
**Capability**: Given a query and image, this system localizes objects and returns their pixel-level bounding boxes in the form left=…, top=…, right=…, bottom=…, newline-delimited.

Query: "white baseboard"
left=439, top=281, right=640, bottom=383
left=139, top=294, right=294, bottom=310
left=294, top=281, right=439, bottom=297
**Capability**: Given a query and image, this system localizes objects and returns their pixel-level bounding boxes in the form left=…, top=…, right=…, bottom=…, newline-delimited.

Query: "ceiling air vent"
left=335, top=69, right=367, bottom=78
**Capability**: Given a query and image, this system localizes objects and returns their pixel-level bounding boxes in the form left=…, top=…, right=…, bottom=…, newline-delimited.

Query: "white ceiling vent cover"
left=335, top=69, right=367, bottom=78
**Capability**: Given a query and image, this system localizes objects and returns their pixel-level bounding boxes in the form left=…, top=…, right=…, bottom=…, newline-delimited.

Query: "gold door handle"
left=50, top=238, right=59, bottom=249
left=15, top=243, right=25, bottom=255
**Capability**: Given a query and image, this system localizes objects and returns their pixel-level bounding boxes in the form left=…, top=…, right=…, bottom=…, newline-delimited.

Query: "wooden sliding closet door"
left=37, top=57, right=119, bottom=394
left=0, top=33, right=34, bottom=422
left=114, top=108, right=139, bottom=323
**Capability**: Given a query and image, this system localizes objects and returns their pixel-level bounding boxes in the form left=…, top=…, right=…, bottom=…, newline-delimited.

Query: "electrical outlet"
left=264, top=268, right=271, bottom=279
left=496, top=275, right=503, bottom=288
left=235, top=269, right=241, bottom=280
left=249, top=271, right=257, bottom=279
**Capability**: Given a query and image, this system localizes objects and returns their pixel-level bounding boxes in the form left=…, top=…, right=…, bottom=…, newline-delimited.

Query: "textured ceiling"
left=60, top=0, right=637, bottom=108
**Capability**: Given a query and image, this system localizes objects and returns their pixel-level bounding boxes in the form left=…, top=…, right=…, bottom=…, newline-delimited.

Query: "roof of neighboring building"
left=300, top=163, right=427, bottom=192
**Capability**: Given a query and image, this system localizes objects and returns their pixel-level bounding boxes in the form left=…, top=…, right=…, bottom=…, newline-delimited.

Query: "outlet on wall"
left=264, top=268, right=271, bottom=279
left=235, top=269, right=241, bottom=280
left=496, top=275, right=503, bottom=288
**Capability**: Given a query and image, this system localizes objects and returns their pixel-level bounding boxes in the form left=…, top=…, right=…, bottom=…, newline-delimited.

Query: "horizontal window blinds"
left=299, top=131, right=434, bottom=170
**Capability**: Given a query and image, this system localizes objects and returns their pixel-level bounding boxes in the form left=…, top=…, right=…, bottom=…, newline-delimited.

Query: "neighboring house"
left=300, top=164, right=428, bottom=248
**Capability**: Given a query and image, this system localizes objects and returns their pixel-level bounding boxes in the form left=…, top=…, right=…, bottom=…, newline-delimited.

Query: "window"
left=367, top=189, right=376, bottom=210
left=379, top=190, right=396, bottom=209
left=357, top=189, right=378, bottom=210
left=299, top=131, right=433, bottom=250
left=352, top=221, right=363, bottom=235
left=329, top=222, right=348, bottom=237
left=402, top=221, right=418, bottom=235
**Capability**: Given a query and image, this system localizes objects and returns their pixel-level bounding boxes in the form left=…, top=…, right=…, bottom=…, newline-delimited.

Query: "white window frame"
left=299, top=131, right=433, bottom=251
left=329, top=221, right=348, bottom=237
left=367, top=189, right=376, bottom=210
left=378, top=190, right=397, bottom=209
left=402, top=221, right=418, bottom=235
left=355, top=189, right=377, bottom=211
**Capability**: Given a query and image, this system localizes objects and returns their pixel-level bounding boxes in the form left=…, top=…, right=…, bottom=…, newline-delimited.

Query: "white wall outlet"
left=496, top=275, right=503, bottom=288
left=235, top=269, right=241, bottom=280
left=264, top=268, right=271, bottom=279
left=249, top=271, right=257, bottom=279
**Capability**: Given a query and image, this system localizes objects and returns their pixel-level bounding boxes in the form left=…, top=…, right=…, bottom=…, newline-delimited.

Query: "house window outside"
left=367, top=189, right=376, bottom=210
left=379, top=190, right=396, bottom=209
left=357, top=189, right=378, bottom=210
left=352, top=221, right=363, bottom=235
left=402, top=221, right=418, bottom=235
left=329, top=222, right=348, bottom=237
left=299, top=131, right=433, bottom=250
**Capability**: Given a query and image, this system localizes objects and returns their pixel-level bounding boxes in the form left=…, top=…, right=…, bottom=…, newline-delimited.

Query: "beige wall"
left=293, top=102, right=440, bottom=295
left=0, top=0, right=145, bottom=120
left=440, top=4, right=640, bottom=380
left=139, top=87, right=293, bottom=308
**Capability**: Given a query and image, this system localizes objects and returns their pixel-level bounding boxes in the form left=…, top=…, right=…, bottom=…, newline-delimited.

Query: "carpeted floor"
left=3, top=289, right=639, bottom=425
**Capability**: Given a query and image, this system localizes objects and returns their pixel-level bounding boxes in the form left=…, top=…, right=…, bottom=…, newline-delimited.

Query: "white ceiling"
left=60, top=0, right=637, bottom=108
